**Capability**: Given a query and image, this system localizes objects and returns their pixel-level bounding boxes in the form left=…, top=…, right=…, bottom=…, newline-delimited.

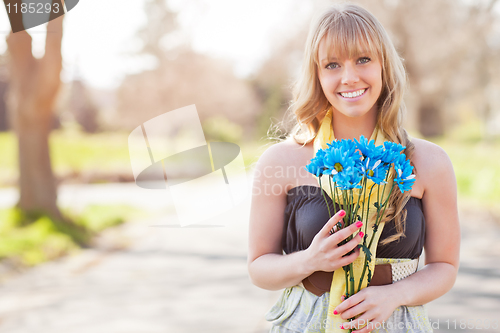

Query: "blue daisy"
left=337, top=166, right=363, bottom=190
left=322, top=147, right=354, bottom=181
left=326, top=139, right=340, bottom=149
left=360, top=157, right=389, bottom=184
left=355, top=135, right=384, bottom=159
left=381, top=141, right=406, bottom=165
left=322, top=139, right=361, bottom=183
left=305, top=149, right=326, bottom=177
left=338, top=138, right=361, bottom=160
left=394, top=157, right=416, bottom=193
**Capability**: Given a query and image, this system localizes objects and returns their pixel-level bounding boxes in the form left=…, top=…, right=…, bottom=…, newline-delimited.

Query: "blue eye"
left=326, top=62, right=339, bottom=69
left=358, top=57, right=371, bottom=64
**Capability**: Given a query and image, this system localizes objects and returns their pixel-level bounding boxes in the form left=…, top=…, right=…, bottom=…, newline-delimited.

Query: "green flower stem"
left=368, top=183, right=395, bottom=249
left=349, top=262, right=355, bottom=297
left=350, top=189, right=355, bottom=226
left=344, top=269, right=349, bottom=300
left=377, top=182, right=381, bottom=213
left=363, top=184, right=376, bottom=242
left=342, top=190, right=348, bottom=227
left=354, top=176, right=368, bottom=223
left=335, top=186, right=342, bottom=212
left=332, top=179, right=338, bottom=219
left=329, top=176, right=335, bottom=214
left=346, top=189, right=355, bottom=297
left=355, top=170, right=392, bottom=292
left=354, top=177, right=368, bottom=224
left=357, top=182, right=396, bottom=291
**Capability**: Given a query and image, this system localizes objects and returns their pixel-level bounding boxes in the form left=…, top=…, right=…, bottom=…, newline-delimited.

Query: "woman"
left=247, top=3, right=460, bottom=333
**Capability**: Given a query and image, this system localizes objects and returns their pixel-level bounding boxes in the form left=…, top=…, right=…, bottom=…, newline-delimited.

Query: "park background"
left=0, top=0, right=499, bottom=332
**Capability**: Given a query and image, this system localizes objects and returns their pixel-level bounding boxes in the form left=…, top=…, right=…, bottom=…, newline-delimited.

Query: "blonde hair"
left=282, top=3, right=415, bottom=244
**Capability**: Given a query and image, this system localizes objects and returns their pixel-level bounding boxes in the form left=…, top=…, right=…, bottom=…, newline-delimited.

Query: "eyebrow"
left=320, top=56, right=338, bottom=63
left=320, top=51, right=371, bottom=64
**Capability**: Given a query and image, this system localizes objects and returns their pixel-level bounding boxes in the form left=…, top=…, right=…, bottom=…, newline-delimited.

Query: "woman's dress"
left=265, top=185, right=433, bottom=333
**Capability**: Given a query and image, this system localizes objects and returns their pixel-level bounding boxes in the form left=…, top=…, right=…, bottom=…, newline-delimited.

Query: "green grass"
left=0, top=130, right=133, bottom=185
left=0, top=132, right=17, bottom=184
left=0, top=129, right=262, bottom=184
left=427, top=119, right=500, bottom=209
left=245, top=134, right=500, bottom=210
left=435, top=139, right=500, bottom=209
left=0, top=205, right=145, bottom=267
left=1, top=127, right=499, bottom=208
left=50, top=129, right=133, bottom=175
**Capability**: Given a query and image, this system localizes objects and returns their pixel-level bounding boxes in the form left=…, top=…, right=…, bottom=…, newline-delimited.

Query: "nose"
left=341, top=61, right=359, bottom=85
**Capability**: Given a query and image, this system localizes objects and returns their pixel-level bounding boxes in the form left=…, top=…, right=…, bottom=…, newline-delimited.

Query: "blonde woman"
left=247, top=3, right=460, bottom=333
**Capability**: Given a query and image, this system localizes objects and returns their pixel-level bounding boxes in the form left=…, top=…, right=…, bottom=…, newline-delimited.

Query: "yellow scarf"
left=312, top=108, right=393, bottom=332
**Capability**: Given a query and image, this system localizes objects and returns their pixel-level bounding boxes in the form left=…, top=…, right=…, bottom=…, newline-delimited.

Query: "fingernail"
left=355, top=221, right=363, bottom=228
left=339, top=210, right=346, bottom=217
left=340, top=325, right=345, bottom=329
left=333, top=310, right=338, bottom=315
left=359, top=231, right=364, bottom=238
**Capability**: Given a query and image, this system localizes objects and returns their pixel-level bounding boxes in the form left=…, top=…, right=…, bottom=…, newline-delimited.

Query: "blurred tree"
left=69, top=79, right=100, bottom=133
left=360, top=0, right=500, bottom=137
left=116, top=0, right=259, bottom=140
left=0, top=53, right=8, bottom=131
left=467, top=0, right=500, bottom=139
left=117, top=49, right=259, bottom=137
left=261, top=0, right=500, bottom=138
left=5, top=16, right=64, bottom=220
left=250, top=26, right=308, bottom=140
left=251, top=41, right=295, bottom=139
left=136, top=0, right=178, bottom=66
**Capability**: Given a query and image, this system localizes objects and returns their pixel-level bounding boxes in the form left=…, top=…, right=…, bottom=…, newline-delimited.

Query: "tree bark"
left=6, top=16, right=64, bottom=220
left=417, top=101, right=444, bottom=138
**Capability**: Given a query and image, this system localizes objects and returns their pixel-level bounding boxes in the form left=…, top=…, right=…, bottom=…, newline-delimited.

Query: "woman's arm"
left=334, top=140, right=460, bottom=332
left=394, top=141, right=460, bottom=305
left=247, top=141, right=362, bottom=291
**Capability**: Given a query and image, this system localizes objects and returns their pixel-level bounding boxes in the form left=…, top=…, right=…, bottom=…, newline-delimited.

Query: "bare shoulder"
left=411, top=138, right=456, bottom=193
left=409, top=141, right=459, bottom=269
left=253, top=138, right=313, bottom=188
left=259, top=138, right=311, bottom=160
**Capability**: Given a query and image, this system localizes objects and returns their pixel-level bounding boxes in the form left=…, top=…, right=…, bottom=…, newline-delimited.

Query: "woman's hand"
left=333, top=284, right=401, bottom=333
left=305, top=209, right=364, bottom=273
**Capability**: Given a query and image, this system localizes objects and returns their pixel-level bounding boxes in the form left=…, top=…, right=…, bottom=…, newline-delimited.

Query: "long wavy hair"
left=281, top=3, right=415, bottom=244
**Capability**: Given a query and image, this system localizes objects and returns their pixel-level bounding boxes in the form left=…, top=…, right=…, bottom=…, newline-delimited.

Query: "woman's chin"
left=333, top=108, right=374, bottom=119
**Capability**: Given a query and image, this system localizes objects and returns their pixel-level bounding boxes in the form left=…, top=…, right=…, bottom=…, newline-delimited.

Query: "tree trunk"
left=417, top=100, right=444, bottom=138
left=6, top=16, right=64, bottom=220
left=0, top=80, right=8, bottom=131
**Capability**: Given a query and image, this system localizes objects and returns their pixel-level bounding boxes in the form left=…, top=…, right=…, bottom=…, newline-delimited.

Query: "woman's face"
left=317, top=38, right=383, bottom=121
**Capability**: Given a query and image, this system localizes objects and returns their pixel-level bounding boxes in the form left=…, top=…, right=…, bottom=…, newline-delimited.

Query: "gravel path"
left=0, top=184, right=499, bottom=333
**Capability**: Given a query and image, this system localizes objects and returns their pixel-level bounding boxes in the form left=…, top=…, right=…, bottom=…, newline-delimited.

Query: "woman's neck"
left=332, top=119, right=376, bottom=141
left=331, top=108, right=378, bottom=141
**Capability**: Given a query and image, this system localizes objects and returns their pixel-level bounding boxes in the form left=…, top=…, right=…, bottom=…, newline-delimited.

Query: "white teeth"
left=340, top=89, right=365, bottom=98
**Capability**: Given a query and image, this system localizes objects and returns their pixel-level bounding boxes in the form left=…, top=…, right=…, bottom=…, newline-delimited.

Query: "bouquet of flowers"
left=305, top=136, right=415, bottom=302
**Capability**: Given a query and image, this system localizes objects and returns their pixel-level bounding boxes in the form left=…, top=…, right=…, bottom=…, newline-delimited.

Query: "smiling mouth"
left=338, top=88, right=367, bottom=99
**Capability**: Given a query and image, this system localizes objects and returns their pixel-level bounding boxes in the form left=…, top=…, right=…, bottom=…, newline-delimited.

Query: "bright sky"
left=0, top=0, right=313, bottom=89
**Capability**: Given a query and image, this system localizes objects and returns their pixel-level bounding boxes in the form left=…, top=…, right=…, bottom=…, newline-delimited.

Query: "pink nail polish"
left=333, top=310, right=338, bottom=315
left=340, top=325, right=345, bottom=329
left=355, top=221, right=363, bottom=228
left=359, top=231, right=364, bottom=238
left=339, top=210, right=346, bottom=217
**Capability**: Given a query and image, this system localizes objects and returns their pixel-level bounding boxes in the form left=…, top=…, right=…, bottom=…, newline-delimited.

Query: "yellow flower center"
left=334, top=163, right=343, bottom=172
left=368, top=169, right=374, bottom=177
